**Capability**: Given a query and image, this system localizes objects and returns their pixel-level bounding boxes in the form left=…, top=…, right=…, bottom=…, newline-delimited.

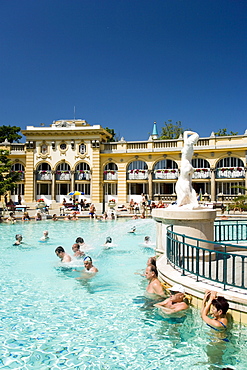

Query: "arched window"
left=37, top=163, right=51, bottom=171
left=79, top=143, right=86, bottom=154
left=36, top=163, right=52, bottom=180
left=127, top=160, right=148, bottom=171
left=104, top=163, right=118, bottom=180
left=75, top=163, right=91, bottom=180
left=216, top=157, right=244, bottom=168
left=127, top=160, right=148, bottom=180
left=55, top=163, right=71, bottom=180
left=11, top=163, right=25, bottom=180
left=153, top=159, right=178, bottom=170
left=192, top=158, right=210, bottom=168
left=153, top=159, right=178, bottom=180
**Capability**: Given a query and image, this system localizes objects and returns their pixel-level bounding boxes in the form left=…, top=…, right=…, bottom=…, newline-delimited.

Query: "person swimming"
left=128, top=226, right=136, bottom=233
left=103, top=237, right=113, bottom=249
left=13, top=234, right=23, bottom=245
left=40, top=230, right=49, bottom=241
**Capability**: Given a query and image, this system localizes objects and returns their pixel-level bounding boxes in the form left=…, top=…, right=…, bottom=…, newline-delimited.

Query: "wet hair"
left=15, top=234, right=22, bottom=240
left=72, top=243, right=80, bottom=250
left=211, top=296, right=229, bottom=315
left=148, top=256, right=156, bottom=267
left=149, top=264, right=158, bottom=277
left=144, top=236, right=150, bottom=241
left=106, top=237, right=112, bottom=243
left=84, top=256, right=92, bottom=262
left=76, top=237, right=84, bottom=244
left=55, top=246, right=65, bottom=254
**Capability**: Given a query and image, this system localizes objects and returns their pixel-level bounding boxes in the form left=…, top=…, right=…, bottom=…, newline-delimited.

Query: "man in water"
left=154, top=284, right=189, bottom=313
left=72, top=243, right=85, bottom=258
left=55, top=246, right=72, bottom=263
left=77, top=256, right=98, bottom=279
left=40, top=230, right=49, bottom=241
left=145, top=265, right=165, bottom=298
left=75, top=237, right=86, bottom=250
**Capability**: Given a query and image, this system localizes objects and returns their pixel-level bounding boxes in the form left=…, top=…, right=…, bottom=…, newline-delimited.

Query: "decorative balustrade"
left=55, top=171, right=71, bottom=180
left=36, top=171, right=52, bottom=180
left=153, top=169, right=178, bottom=180
left=103, top=170, right=118, bottom=180
left=216, top=167, right=245, bottom=179
left=127, top=170, right=148, bottom=180
left=192, top=169, right=211, bottom=179
left=127, top=143, right=147, bottom=150
left=10, top=144, right=25, bottom=153
left=153, top=141, right=177, bottom=148
left=75, top=171, right=91, bottom=180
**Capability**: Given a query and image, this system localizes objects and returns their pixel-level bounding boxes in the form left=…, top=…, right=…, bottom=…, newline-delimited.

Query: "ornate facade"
left=2, top=119, right=247, bottom=208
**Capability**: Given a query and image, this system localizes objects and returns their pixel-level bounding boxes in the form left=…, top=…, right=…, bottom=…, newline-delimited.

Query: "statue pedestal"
left=152, top=208, right=216, bottom=252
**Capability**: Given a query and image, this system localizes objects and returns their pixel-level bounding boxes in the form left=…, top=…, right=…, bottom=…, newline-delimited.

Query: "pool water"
left=0, top=218, right=246, bottom=369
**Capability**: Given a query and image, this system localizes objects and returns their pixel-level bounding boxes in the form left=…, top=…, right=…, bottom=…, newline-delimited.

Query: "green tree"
left=105, top=127, right=118, bottom=142
left=215, top=128, right=238, bottom=136
left=0, top=150, right=21, bottom=196
left=159, top=120, right=185, bottom=140
left=0, top=125, right=22, bottom=143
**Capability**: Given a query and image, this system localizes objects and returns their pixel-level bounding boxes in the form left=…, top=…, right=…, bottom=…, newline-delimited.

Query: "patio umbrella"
left=67, top=191, right=84, bottom=196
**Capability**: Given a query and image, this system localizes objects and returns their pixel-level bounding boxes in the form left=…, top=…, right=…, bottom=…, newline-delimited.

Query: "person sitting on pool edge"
left=154, top=284, right=189, bottom=313
left=201, top=290, right=229, bottom=330
left=145, top=264, right=165, bottom=298
left=55, top=246, right=72, bottom=263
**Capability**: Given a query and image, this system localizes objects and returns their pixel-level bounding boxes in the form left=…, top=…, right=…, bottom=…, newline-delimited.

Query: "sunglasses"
left=170, top=291, right=179, bottom=295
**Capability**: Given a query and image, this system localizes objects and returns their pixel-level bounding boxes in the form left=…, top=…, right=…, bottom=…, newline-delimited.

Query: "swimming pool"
left=0, top=218, right=246, bottom=369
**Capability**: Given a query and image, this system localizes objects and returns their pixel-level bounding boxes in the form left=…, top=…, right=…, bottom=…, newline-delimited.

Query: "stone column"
left=71, top=171, right=75, bottom=192
left=24, top=149, right=35, bottom=202
left=211, top=168, right=216, bottom=202
left=51, top=172, right=56, bottom=201
left=148, top=170, right=153, bottom=200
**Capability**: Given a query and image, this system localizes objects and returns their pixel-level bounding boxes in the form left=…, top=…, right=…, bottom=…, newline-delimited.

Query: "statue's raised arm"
left=175, top=131, right=200, bottom=208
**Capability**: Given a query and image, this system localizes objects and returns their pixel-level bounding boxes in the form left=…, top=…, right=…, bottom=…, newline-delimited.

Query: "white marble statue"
left=175, top=131, right=199, bottom=208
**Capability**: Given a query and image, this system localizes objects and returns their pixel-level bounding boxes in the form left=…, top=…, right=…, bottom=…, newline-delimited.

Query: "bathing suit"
left=207, top=319, right=229, bottom=342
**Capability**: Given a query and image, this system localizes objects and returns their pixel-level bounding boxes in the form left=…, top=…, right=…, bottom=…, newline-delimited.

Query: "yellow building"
left=2, top=119, right=247, bottom=209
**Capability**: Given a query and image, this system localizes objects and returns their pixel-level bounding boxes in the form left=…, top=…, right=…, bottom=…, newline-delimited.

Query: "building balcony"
left=55, top=172, right=71, bottom=181
left=12, top=171, right=25, bottom=180
left=36, top=171, right=52, bottom=181
left=216, top=168, right=245, bottom=179
left=127, top=170, right=148, bottom=180
left=192, top=169, right=211, bottom=179
left=153, top=170, right=178, bottom=180
left=104, top=171, right=118, bottom=180
left=75, top=171, right=91, bottom=181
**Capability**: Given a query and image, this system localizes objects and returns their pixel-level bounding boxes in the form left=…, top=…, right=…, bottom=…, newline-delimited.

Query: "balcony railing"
left=10, top=144, right=25, bottom=153
left=127, top=143, right=147, bottom=150
left=192, top=169, right=211, bottom=179
left=36, top=171, right=52, bottom=181
left=127, top=170, right=148, bottom=180
left=104, top=171, right=118, bottom=180
left=75, top=171, right=91, bottom=180
left=166, top=222, right=247, bottom=290
left=153, top=169, right=178, bottom=180
left=55, top=171, right=71, bottom=181
left=216, top=167, right=245, bottom=179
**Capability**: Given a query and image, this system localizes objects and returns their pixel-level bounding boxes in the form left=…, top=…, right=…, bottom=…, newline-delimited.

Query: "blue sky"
left=0, top=0, right=246, bottom=141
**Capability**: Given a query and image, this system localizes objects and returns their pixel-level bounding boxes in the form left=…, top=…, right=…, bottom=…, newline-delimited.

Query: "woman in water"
left=201, top=290, right=229, bottom=340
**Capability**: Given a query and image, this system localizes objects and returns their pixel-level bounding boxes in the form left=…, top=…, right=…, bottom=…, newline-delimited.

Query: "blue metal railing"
left=166, top=222, right=247, bottom=290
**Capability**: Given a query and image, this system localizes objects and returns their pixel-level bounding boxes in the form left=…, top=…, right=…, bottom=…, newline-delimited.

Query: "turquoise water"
left=0, top=218, right=246, bottom=369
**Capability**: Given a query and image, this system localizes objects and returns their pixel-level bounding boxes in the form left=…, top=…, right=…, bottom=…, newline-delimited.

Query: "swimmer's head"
left=72, top=243, right=80, bottom=252
left=15, top=234, right=22, bottom=241
left=43, top=230, right=48, bottom=236
left=55, top=246, right=65, bottom=256
left=76, top=237, right=84, bottom=244
left=211, top=296, right=229, bottom=315
left=84, top=255, right=92, bottom=268
left=106, top=237, right=112, bottom=244
left=144, top=236, right=150, bottom=242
